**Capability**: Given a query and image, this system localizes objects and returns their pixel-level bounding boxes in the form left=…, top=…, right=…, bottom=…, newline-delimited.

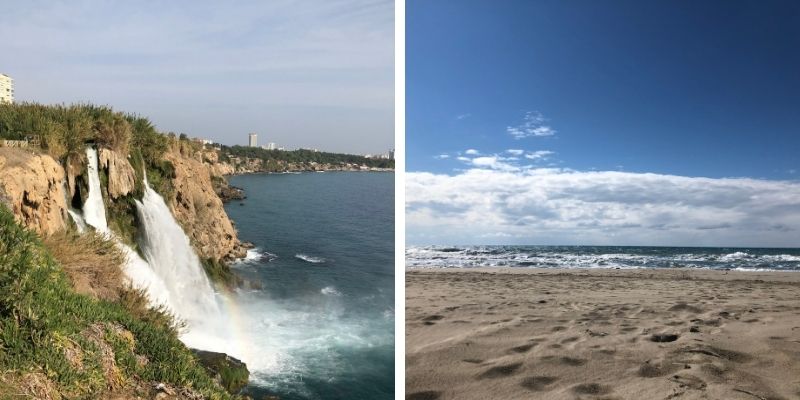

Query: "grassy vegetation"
left=43, top=231, right=125, bottom=302
left=0, top=103, right=166, bottom=165
left=221, top=145, right=395, bottom=170
left=0, top=206, right=238, bottom=399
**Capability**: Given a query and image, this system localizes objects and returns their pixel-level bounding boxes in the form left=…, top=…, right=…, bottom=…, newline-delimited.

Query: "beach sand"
left=406, top=268, right=800, bottom=400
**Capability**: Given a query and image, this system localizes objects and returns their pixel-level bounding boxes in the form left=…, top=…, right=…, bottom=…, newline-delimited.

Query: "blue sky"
left=406, top=0, right=800, bottom=246
left=0, top=0, right=393, bottom=154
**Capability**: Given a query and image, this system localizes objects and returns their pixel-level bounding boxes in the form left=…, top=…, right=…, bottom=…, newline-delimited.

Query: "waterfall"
left=77, top=146, right=237, bottom=357
left=80, top=146, right=173, bottom=308
left=134, top=184, right=220, bottom=318
left=67, top=209, right=87, bottom=233
left=134, top=179, right=235, bottom=352
left=83, top=147, right=108, bottom=233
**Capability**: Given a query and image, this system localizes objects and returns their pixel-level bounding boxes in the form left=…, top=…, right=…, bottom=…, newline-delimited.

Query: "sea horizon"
left=406, top=244, right=800, bottom=271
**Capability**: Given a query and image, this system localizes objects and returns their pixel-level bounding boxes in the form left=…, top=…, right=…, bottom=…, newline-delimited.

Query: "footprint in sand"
left=477, top=362, right=523, bottom=379
left=520, top=376, right=559, bottom=391
left=559, top=356, right=587, bottom=366
left=572, top=383, right=612, bottom=395
left=406, top=391, right=442, bottom=400
left=669, top=374, right=707, bottom=390
left=508, top=343, right=538, bottom=353
left=650, top=333, right=680, bottom=342
left=561, top=336, right=580, bottom=344
left=422, top=315, right=444, bottom=325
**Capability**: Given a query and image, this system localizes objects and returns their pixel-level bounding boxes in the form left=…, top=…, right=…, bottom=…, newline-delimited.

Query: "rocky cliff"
left=0, top=143, right=244, bottom=264
left=0, top=148, right=67, bottom=236
left=165, top=142, right=245, bottom=261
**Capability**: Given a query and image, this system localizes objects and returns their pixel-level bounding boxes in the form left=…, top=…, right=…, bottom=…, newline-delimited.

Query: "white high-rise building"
left=266, top=142, right=277, bottom=150
left=0, top=74, right=13, bottom=104
left=248, top=133, right=258, bottom=147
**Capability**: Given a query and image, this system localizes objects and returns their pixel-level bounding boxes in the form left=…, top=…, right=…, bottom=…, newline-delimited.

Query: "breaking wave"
left=295, top=254, right=326, bottom=263
left=406, top=245, right=800, bottom=271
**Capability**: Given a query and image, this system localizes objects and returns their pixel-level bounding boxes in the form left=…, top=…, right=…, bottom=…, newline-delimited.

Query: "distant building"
left=261, top=142, right=277, bottom=150
left=389, top=149, right=395, bottom=160
left=248, top=133, right=258, bottom=147
left=0, top=74, right=13, bottom=104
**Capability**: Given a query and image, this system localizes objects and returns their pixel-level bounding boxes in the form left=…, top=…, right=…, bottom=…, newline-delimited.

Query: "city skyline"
left=0, top=0, right=394, bottom=154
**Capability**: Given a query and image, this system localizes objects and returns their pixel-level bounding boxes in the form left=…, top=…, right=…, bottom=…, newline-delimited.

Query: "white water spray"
left=80, top=147, right=173, bottom=307
left=78, top=147, right=241, bottom=359
left=134, top=179, right=236, bottom=353
left=67, top=209, right=87, bottom=233
left=83, top=147, right=108, bottom=233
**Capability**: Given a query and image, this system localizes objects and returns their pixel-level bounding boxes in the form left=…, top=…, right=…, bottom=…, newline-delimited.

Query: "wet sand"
left=406, top=268, right=800, bottom=400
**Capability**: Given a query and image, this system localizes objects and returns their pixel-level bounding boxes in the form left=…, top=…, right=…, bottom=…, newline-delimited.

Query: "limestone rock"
left=0, top=148, right=67, bottom=235
left=98, top=148, right=136, bottom=199
left=165, top=148, right=240, bottom=261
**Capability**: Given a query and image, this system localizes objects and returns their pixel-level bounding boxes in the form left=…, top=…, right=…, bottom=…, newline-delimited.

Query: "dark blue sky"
left=407, top=0, right=800, bottom=179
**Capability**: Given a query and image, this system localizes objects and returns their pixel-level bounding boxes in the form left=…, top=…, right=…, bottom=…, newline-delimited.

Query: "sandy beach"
left=406, top=268, right=800, bottom=400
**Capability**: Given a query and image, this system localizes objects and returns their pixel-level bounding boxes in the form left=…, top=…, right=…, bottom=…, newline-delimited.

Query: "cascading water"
left=80, top=147, right=173, bottom=308
left=134, top=178, right=237, bottom=354
left=83, top=147, right=108, bottom=233
left=67, top=209, right=87, bottom=233
left=77, top=146, right=241, bottom=360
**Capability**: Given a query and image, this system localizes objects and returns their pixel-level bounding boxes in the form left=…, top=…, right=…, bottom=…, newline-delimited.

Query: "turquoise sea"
left=224, top=172, right=394, bottom=399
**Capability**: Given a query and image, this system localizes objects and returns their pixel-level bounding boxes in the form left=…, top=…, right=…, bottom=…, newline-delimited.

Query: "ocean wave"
left=320, top=286, right=341, bottom=296
left=295, top=254, right=326, bottom=263
left=406, top=245, right=800, bottom=271
left=234, top=249, right=277, bottom=265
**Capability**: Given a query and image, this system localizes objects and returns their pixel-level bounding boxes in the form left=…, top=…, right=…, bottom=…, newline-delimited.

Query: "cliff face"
left=0, top=148, right=67, bottom=235
left=165, top=145, right=244, bottom=261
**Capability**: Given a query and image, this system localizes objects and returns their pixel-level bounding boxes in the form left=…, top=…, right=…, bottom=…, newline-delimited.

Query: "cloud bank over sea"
left=407, top=168, right=800, bottom=247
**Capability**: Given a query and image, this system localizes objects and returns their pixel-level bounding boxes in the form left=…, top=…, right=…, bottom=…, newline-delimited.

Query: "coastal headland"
left=0, top=103, right=250, bottom=398
left=406, top=268, right=800, bottom=400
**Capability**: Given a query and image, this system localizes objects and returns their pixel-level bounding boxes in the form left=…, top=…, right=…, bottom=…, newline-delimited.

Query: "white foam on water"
left=295, top=254, right=325, bottom=263
left=406, top=245, right=800, bottom=271
left=320, top=286, right=341, bottom=296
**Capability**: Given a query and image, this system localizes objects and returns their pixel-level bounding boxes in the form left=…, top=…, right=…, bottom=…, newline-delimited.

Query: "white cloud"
left=525, top=150, right=554, bottom=161
left=455, top=149, right=555, bottom=171
left=469, top=156, right=520, bottom=172
left=406, top=168, right=800, bottom=247
left=434, top=154, right=449, bottom=159
left=456, top=113, right=471, bottom=120
left=507, top=111, right=556, bottom=139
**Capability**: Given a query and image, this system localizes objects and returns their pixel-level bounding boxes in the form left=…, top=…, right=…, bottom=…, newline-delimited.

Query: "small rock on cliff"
left=98, top=148, right=136, bottom=199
